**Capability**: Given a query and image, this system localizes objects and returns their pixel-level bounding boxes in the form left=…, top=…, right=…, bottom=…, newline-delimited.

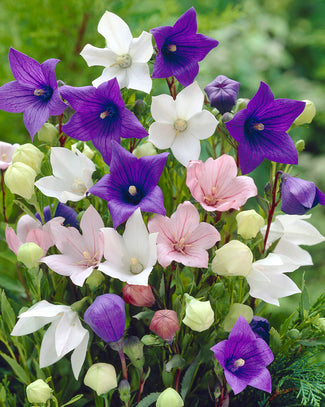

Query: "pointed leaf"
left=0, top=352, right=30, bottom=384
left=136, top=392, right=160, bottom=407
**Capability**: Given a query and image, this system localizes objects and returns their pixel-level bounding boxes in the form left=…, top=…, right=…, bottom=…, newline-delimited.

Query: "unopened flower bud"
left=293, top=100, right=316, bottom=126
left=123, top=336, right=144, bottom=368
left=211, top=240, right=253, bottom=277
left=295, top=139, right=305, bottom=153
left=12, top=143, right=44, bottom=174
left=234, top=98, right=250, bottom=112
left=4, top=162, right=36, bottom=199
left=223, top=303, right=253, bottom=332
left=182, top=294, right=214, bottom=332
left=17, top=242, right=44, bottom=269
left=119, top=380, right=131, bottom=403
left=288, top=328, right=300, bottom=339
left=249, top=316, right=270, bottom=344
left=150, top=310, right=180, bottom=342
left=133, top=142, right=157, bottom=158
left=84, top=363, right=117, bottom=395
left=221, top=112, right=233, bottom=123
left=133, top=99, right=147, bottom=117
left=122, top=283, right=155, bottom=307
left=236, top=210, right=264, bottom=239
left=26, top=379, right=52, bottom=404
left=156, top=388, right=184, bottom=407
left=204, top=75, right=240, bottom=114
left=141, top=334, right=165, bottom=346
left=71, top=142, right=95, bottom=160
left=86, top=269, right=106, bottom=291
left=37, top=123, right=59, bottom=144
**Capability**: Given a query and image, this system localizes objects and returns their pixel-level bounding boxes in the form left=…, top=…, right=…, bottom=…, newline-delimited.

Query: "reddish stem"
left=174, top=368, right=181, bottom=392
left=58, top=114, right=67, bottom=147
left=137, top=368, right=145, bottom=404
left=166, top=77, right=177, bottom=100
left=118, top=349, right=128, bottom=381
left=262, top=171, right=282, bottom=253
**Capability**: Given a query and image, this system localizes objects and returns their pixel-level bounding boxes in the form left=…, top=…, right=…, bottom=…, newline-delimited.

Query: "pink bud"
left=122, top=284, right=155, bottom=307
left=149, top=310, right=180, bottom=341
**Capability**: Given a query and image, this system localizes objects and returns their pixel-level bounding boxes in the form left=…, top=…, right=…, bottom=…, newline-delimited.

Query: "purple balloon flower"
left=204, top=75, right=240, bottom=114
left=84, top=294, right=126, bottom=343
left=35, top=202, right=79, bottom=229
left=151, top=8, right=219, bottom=87
left=211, top=316, right=274, bottom=395
left=60, top=78, right=147, bottom=164
left=281, top=173, right=325, bottom=215
left=88, top=141, right=168, bottom=228
left=225, top=82, right=305, bottom=174
left=0, top=48, right=66, bottom=140
left=249, top=316, right=270, bottom=344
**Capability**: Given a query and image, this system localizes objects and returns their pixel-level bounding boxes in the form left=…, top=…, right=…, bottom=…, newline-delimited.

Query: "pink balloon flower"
left=148, top=201, right=220, bottom=268
left=186, top=155, right=257, bottom=212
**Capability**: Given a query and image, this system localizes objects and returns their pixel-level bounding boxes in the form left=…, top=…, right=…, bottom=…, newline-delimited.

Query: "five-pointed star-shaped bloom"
left=35, top=147, right=96, bottom=203
left=60, top=78, right=147, bottom=164
left=80, top=11, right=153, bottom=93
left=11, top=300, right=89, bottom=379
left=148, top=201, right=220, bottom=268
left=99, top=208, right=157, bottom=285
left=211, top=316, right=274, bottom=395
left=0, top=48, right=66, bottom=140
left=88, top=141, right=168, bottom=228
left=42, top=205, right=104, bottom=286
left=151, top=7, right=219, bottom=87
left=148, top=82, right=218, bottom=167
left=225, top=82, right=305, bottom=174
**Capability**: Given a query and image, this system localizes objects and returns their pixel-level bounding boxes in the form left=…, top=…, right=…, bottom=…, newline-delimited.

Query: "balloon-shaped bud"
left=182, top=294, right=214, bottom=332
left=12, top=143, right=44, bottom=174
left=236, top=210, right=264, bottom=239
left=84, top=363, right=117, bottom=395
left=26, top=379, right=52, bottom=404
left=17, top=242, right=44, bottom=269
left=4, top=162, right=36, bottom=199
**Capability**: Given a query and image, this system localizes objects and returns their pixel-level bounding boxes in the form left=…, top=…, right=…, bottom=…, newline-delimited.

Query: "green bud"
left=288, top=328, right=300, bottom=339
left=71, top=142, right=95, bottom=159
left=123, top=336, right=144, bottom=368
left=133, top=142, right=157, bottom=158
left=141, top=334, right=164, bottom=346
left=118, top=380, right=131, bottom=403
left=223, top=303, right=253, bottom=332
left=37, top=123, right=59, bottom=145
left=133, top=99, right=146, bottom=117
left=4, top=162, right=36, bottom=199
left=182, top=294, right=214, bottom=332
left=156, top=388, right=184, bottom=407
left=162, top=366, right=174, bottom=388
left=269, top=327, right=282, bottom=353
left=70, top=297, right=89, bottom=313
left=293, top=100, right=316, bottom=126
left=12, top=143, right=44, bottom=174
left=234, top=98, right=250, bottom=112
left=221, top=112, right=233, bottom=123
left=26, top=379, right=52, bottom=404
left=86, top=269, right=106, bottom=291
left=84, top=363, right=117, bottom=396
left=17, top=242, right=44, bottom=269
left=295, top=139, right=305, bottom=153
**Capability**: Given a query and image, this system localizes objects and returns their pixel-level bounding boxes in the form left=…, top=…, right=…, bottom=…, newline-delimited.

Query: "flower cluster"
left=1, top=7, right=324, bottom=407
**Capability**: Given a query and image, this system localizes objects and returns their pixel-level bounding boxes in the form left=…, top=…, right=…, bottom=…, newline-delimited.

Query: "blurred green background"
left=0, top=0, right=324, bottom=316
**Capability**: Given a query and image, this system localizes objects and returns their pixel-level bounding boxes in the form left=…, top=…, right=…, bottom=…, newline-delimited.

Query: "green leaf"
left=297, top=337, right=325, bottom=347
left=180, top=356, right=200, bottom=400
left=60, top=394, right=84, bottom=406
left=159, top=274, right=165, bottom=298
left=1, top=290, right=16, bottom=333
left=136, top=392, right=160, bottom=407
left=0, top=352, right=29, bottom=384
left=133, top=310, right=155, bottom=321
left=165, top=355, right=186, bottom=372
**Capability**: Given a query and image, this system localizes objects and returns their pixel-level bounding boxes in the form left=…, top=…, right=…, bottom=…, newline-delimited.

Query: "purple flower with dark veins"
left=211, top=316, right=274, bottom=395
left=204, top=75, right=240, bottom=114
left=0, top=48, right=66, bottom=140
left=35, top=202, right=79, bottom=229
left=281, top=173, right=325, bottom=215
left=88, top=141, right=168, bottom=228
left=225, top=82, right=305, bottom=174
left=60, top=78, right=147, bottom=164
left=249, top=316, right=270, bottom=344
left=151, top=8, right=219, bottom=87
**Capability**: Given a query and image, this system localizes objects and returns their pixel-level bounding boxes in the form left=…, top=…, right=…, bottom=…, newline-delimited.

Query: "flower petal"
left=149, top=122, right=176, bottom=150
left=171, top=131, right=200, bottom=167
left=151, top=94, right=177, bottom=123
left=0, top=81, right=35, bottom=113
left=80, top=44, right=117, bottom=67
left=187, top=110, right=218, bottom=140
left=129, top=31, right=153, bottom=63
left=126, top=62, right=152, bottom=93
left=176, top=82, right=204, bottom=119
left=98, top=11, right=132, bottom=55
left=9, top=48, right=45, bottom=87
left=23, top=102, right=50, bottom=140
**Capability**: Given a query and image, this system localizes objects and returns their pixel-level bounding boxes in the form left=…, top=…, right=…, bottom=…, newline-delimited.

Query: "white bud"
left=212, top=240, right=253, bottom=277
left=26, top=379, right=52, bottom=404
left=156, top=388, right=184, bottom=407
left=17, top=242, right=44, bottom=269
left=12, top=143, right=44, bottom=174
left=4, top=162, right=36, bottom=199
left=84, top=363, right=117, bottom=396
left=236, top=210, right=264, bottom=239
left=182, top=294, right=214, bottom=332
left=223, top=303, right=253, bottom=332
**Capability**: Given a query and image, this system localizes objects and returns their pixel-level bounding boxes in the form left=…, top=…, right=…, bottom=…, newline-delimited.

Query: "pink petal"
left=16, top=215, right=42, bottom=242
left=187, top=222, right=220, bottom=249
left=26, top=229, right=54, bottom=254
left=170, top=201, right=200, bottom=239
left=80, top=205, right=104, bottom=258
left=42, top=254, right=89, bottom=278
left=5, top=225, right=22, bottom=254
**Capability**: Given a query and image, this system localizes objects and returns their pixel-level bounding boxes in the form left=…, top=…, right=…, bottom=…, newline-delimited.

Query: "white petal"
left=92, top=65, right=122, bottom=88
left=16, top=300, right=69, bottom=319
left=127, top=63, right=152, bottom=93
left=71, top=330, right=89, bottom=379
left=98, top=11, right=132, bottom=55
left=101, top=227, right=127, bottom=264
left=274, top=238, right=313, bottom=266
left=149, top=122, right=175, bottom=150
left=124, top=266, right=153, bottom=286
left=129, top=31, right=153, bottom=63
left=123, top=208, right=149, bottom=262
left=151, top=94, right=177, bottom=123
left=50, top=148, right=78, bottom=180
left=99, top=262, right=133, bottom=282
left=39, top=320, right=61, bottom=368
left=171, top=132, right=201, bottom=167
left=80, top=44, right=117, bottom=67
left=187, top=110, right=218, bottom=140
left=11, top=316, right=55, bottom=336
left=176, top=82, right=204, bottom=119
left=70, top=266, right=94, bottom=287
left=35, top=176, right=72, bottom=203
left=55, top=312, right=86, bottom=358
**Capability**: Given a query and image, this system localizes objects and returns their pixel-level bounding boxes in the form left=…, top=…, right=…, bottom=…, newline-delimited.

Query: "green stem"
left=1, top=170, right=8, bottom=222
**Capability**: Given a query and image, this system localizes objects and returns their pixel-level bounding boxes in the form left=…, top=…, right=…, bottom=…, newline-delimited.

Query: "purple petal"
left=40, top=58, right=60, bottom=90
left=92, top=128, right=120, bottom=165
left=225, top=109, right=247, bottom=143
left=139, top=185, right=166, bottom=216
left=62, top=111, right=95, bottom=141
left=96, top=78, right=124, bottom=110
left=23, top=102, right=50, bottom=140
left=152, top=52, right=175, bottom=79
left=246, top=82, right=274, bottom=117
left=59, top=85, right=98, bottom=111
left=47, top=89, right=67, bottom=116
left=88, top=174, right=111, bottom=201
left=0, top=81, right=35, bottom=113
left=108, top=200, right=138, bottom=228
left=316, top=188, right=325, bottom=206
left=247, top=368, right=272, bottom=393
left=119, top=108, right=148, bottom=140
left=237, top=143, right=265, bottom=175
left=281, top=175, right=316, bottom=214
left=109, top=141, right=139, bottom=175
left=151, top=26, right=173, bottom=49
left=259, top=128, right=298, bottom=165
left=9, top=48, right=45, bottom=87
left=172, top=7, right=197, bottom=36
left=133, top=152, right=169, bottom=193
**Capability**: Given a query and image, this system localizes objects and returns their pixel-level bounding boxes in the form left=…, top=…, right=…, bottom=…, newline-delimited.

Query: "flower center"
left=204, top=186, right=219, bottom=206
left=167, top=44, right=177, bottom=52
left=110, top=54, right=132, bottom=69
left=227, top=357, right=245, bottom=373
left=130, top=257, right=144, bottom=274
left=100, top=104, right=117, bottom=119
left=1, top=153, right=7, bottom=161
left=81, top=249, right=99, bottom=267
left=34, top=86, right=53, bottom=101
left=234, top=358, right=245, bottom=367
left=71, top=178, right=88, bottom=195
left=174, top=119, right=188, bottom=137
left=253, top=123, right=264, bottom=131
left=128, top=185, right=137, bottom=196
left=173, top=234, right=193, bottom=254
